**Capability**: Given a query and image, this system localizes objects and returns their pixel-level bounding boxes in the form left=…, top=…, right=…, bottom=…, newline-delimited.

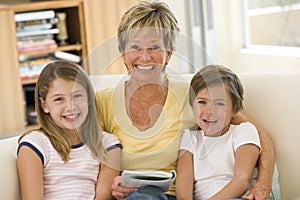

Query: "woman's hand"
left=111, top=176, right=137, bottom=200
left=242, top=182, right=271, bottom=200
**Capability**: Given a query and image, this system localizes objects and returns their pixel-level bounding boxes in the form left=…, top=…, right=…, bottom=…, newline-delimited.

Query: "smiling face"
left=193, top=84, right=234, bottom=137
left=40, top=78, right=88, bottom=135
left=122, top=29, right=172, bottom=84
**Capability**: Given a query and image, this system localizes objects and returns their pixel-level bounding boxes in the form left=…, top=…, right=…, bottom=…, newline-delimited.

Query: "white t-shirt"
left=18, top=131, right=121, bottom=200
left=180, top=122, right=261, bottom=200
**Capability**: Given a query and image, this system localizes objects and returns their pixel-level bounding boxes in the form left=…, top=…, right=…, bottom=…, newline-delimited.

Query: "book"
left=15, top=10, right=55, bottom=22
left=121, top=170, right=176, bottom=192
left=22, top=23, right=53, bottom=31
left=54, top=51, right=81, bottom=63
left=17, top=38, right=57, bottom=49
left=16, top=28, right=59, bottom=38
left=16, top=18, right=58, bottom=32
left=18, top=43, right=57, bottom=53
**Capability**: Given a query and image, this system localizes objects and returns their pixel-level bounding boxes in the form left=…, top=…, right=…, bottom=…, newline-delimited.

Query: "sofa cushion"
left=1, top=72, right=299, bottom=199
left=239, top=72, right=300, bottom=200
left=0, top=135, right=21, bottom=200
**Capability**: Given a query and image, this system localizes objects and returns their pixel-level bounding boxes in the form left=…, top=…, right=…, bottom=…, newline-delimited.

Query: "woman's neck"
left=125, top=76, right=168, bottom=96
left=125, top=76, right=169, bottom=131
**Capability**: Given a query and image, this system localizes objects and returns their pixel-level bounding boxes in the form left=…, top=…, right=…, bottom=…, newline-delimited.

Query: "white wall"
left=160, top=0, right=196, bottom=74
left=159, top=0, right=300, bottom=73
left=213, top=0, right=300, bottom=73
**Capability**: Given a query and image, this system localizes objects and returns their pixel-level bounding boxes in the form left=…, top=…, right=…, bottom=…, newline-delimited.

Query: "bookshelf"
left=0, top=0, right=87, bottom=134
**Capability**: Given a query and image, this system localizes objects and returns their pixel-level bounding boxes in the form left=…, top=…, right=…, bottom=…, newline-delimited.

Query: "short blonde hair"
left=117, top=1, right=180, bottom=53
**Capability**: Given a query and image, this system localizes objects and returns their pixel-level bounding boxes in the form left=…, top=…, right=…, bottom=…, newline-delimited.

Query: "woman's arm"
left=95, top=148, right=121, bottom=200
left=210, top=144, right=260, bottom=200
left=176, top=150, right=194, bottom=200
left=17, top=146, right=44, bottom=200
left=232, top=111, right=275, bottom=199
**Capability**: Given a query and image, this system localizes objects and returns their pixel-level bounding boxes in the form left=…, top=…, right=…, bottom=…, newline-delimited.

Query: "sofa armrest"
left=0, top=135, right=21, bottom=200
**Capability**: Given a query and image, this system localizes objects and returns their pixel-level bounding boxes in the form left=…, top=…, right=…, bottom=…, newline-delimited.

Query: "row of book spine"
left=16, top=10, right=80, bottom=81
left=15, top=10, right=59, bottom=54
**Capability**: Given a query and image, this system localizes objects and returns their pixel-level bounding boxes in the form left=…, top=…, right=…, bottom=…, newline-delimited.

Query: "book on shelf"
left=17, top=34, right=55, bottom=42
left=19, top=55, right=53, bottom=80
left=54, top=51, right=81, bottom=63
left=19, top=53, right=51, bottom=63
left=121, top=170, right=176, bottom=192
left=16, top=18, right=58, bottom=32
left=16, top=28, right=59, bottom=38
left=15, top=10, right=55, bottom=22
left=22, top=23, right=53, bottom=31
left=20, top=66, right=43, bottom=81
left=17, top=38, right=57, bottom=49
left=18, top=43, right=57, bottom=53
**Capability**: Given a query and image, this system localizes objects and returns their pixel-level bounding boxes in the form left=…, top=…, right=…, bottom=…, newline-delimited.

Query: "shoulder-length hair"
left=20, top=60, right=105, bottom=163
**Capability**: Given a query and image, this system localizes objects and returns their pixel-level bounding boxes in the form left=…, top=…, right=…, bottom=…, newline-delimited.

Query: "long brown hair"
left=19, top=61, right=105, bottom=162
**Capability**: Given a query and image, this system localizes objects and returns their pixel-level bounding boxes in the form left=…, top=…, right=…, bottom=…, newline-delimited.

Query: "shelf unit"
left=0, top=0, right=87, bottom=134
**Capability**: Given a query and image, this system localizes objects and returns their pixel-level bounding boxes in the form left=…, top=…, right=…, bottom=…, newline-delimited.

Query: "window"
left=243, top=0, right=300, bottom=48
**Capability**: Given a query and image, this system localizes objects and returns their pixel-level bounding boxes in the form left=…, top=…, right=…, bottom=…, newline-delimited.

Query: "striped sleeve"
left=102, top=131, right=122, bottom=151
left=17, top=131, right=50, bottom=166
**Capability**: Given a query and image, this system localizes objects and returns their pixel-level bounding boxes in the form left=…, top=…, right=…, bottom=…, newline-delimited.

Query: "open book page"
left=121, top=170, right=176, bottom=192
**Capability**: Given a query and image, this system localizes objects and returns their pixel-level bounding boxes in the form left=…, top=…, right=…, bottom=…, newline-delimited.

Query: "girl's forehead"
left=49, top=78, right=84, bottom=91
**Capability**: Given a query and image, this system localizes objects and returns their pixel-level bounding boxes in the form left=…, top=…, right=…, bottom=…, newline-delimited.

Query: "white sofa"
left=1, top=72, right=300, bottom=199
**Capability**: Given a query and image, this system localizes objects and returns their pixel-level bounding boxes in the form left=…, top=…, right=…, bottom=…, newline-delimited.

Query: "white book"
left=23, top=24, right=53, bottom=31
left=16, top=28, right=59, bottom=38
left=15, top=10, right=55, bottom=22
left=121, top=170, right=176, bottom=192
left=54, top=51, right=81, bottom=63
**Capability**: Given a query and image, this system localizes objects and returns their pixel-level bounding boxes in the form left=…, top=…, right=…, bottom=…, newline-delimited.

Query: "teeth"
left=136, top=65, right=153, bottom=70
left=203, top=119, right=217, bottom=123
left=64, top=114, right=78, bottom=119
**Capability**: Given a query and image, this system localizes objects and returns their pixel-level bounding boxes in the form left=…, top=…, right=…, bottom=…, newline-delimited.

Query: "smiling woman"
left=95, top=1, right=275, bottom=200
left=95, top=2, right=196, bottom=199
left=121, top=28, right=172, bottom=85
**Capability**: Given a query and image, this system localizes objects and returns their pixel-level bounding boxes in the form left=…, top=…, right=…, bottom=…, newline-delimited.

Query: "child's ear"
left=39, top=97, right=49, bottom=113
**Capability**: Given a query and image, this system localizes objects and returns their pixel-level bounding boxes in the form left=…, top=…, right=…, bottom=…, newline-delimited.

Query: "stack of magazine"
left=121, top=170, right=176, bottom=192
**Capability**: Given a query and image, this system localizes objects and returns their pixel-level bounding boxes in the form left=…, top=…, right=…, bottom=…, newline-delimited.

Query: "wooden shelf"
left=0, top=0, right=87, bottom=134
left=8, top=1, right=83, bottom=12
left=21, top=78, right=37, bottom=85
